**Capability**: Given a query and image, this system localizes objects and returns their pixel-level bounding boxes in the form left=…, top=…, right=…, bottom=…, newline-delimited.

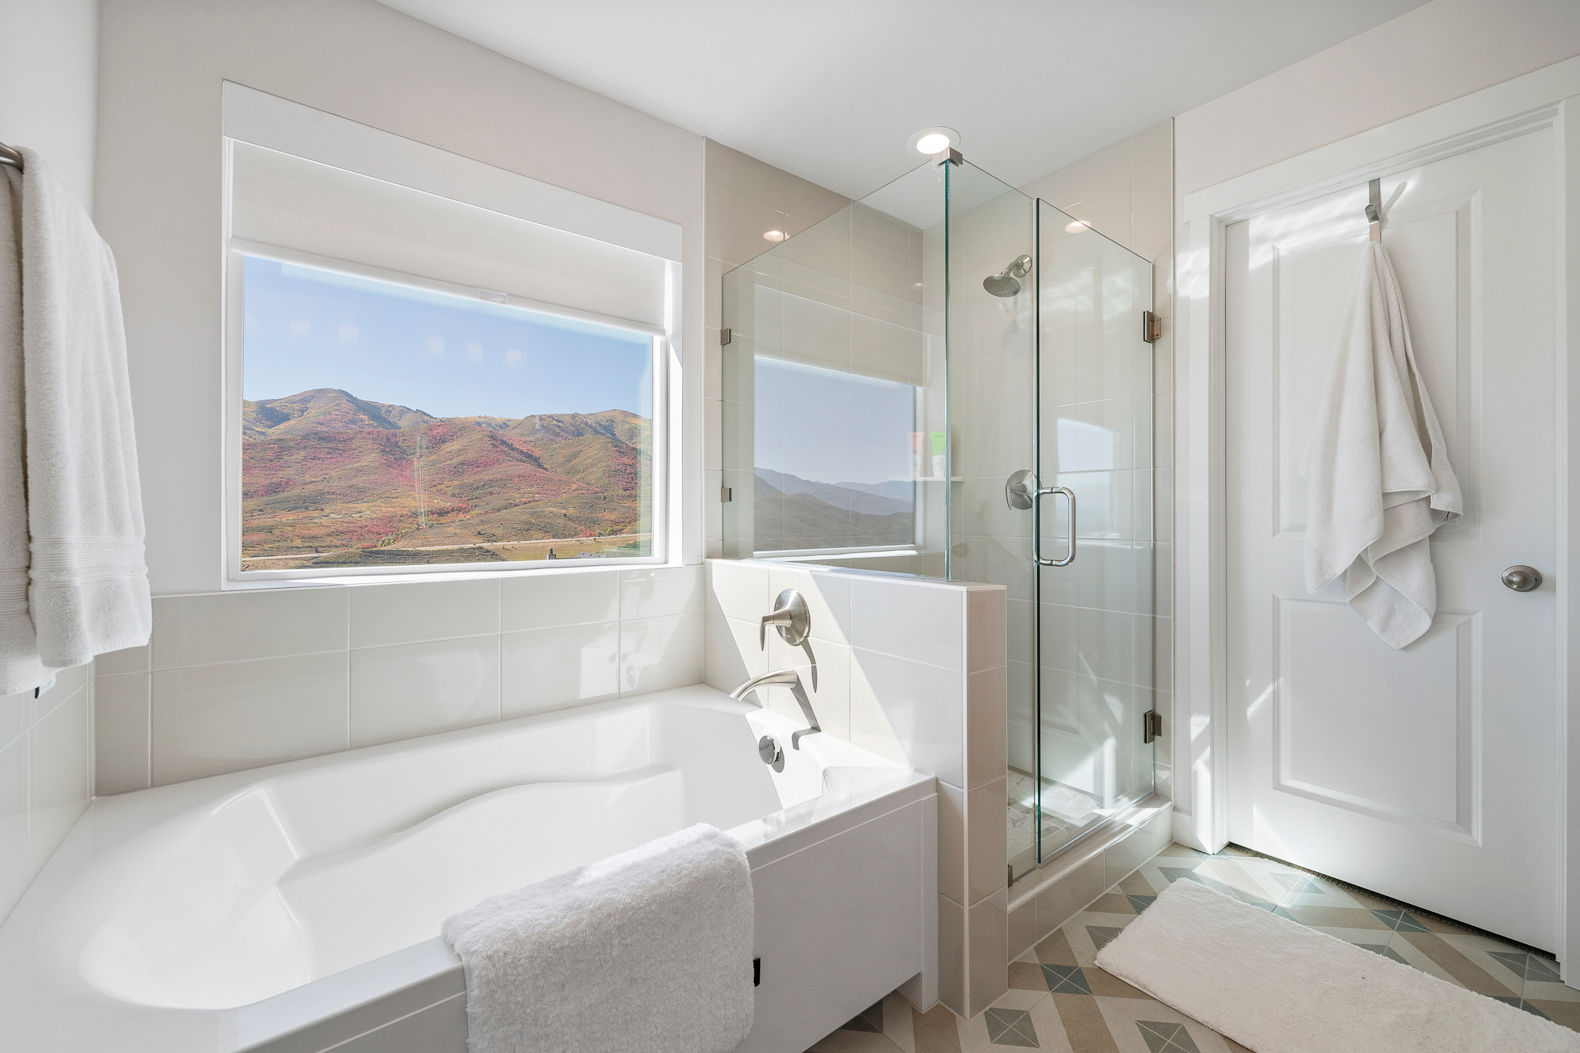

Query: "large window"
left=239, top=255, right=657, bottom=572
left=222, top=84, right=678, bottom=580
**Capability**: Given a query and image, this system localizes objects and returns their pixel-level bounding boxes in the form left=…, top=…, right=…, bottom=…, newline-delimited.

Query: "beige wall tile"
left=619, top=612, right=705, bottom=694
left=499, top=571, right=620, bottom=632
left=500, top=621, right=619, bottom=718
left=0, top=736, right=28, bottom=920
left=94, top=673, right=150, bottom=795
left=28, top=689, right=89, bottom=873
left=618, top=566, right=704, bottom=620
left=152, top=652, right=349, bottom=784
left=350, top=636, right=501, bottom=747
left=348, top=579, right=500, bottom=649
left=153, top=588, right=347, bottom=668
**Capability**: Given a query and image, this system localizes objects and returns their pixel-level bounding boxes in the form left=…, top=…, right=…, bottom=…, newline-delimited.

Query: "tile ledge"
left=1008, top=795, right=1171, bottom=911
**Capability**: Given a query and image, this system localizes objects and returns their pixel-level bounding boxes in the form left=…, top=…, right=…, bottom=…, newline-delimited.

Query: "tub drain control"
left=757, top=735, right=785, bottom=772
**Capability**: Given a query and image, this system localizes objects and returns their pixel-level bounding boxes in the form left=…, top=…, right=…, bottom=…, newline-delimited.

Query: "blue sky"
left=755, top=357, right=916, bottom=485
left=242, top=256, right=653, bottom=419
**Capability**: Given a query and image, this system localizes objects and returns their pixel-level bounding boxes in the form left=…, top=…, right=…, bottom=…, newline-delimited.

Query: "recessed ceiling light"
left=763, top=229, right=786, bottom=242
left=910, top=126, right=959, bottom=156
left=1065, top=219, right=1091, bottom=234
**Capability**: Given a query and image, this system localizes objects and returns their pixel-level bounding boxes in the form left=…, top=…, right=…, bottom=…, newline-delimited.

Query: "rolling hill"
left=241, top=388, right=649, bottom=568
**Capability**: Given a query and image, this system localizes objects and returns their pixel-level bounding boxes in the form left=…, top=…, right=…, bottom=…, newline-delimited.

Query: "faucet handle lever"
left=759, top=589, right=810, bottom=649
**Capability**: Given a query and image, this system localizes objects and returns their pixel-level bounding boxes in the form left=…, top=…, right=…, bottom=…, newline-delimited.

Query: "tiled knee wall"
left=92, top=566, right=706, bottom=794
left=0, top=665, right=92, bottom=921
left=704, top=558, right=1010, bottom=1016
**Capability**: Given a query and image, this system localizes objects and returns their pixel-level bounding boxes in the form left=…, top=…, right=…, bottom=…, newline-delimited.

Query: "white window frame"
left=222, top=239, right=670, bottom=583
left=218, top=83, right=684, bottom=586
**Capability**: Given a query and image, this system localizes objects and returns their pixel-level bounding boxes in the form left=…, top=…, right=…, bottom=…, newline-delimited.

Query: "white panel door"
left=1225, top=126, right=1559, bottom=949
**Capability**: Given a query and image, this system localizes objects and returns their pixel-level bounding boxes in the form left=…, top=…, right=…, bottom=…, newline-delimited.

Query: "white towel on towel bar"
left=1302, top=241, right=1461, bottom=649
left=0, top=148, right=149, bottom=693
left=443, top=823, right=755, bottom=1053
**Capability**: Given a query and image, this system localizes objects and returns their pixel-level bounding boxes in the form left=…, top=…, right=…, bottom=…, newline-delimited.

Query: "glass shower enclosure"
left=721, top=154, right=1160, bottom=884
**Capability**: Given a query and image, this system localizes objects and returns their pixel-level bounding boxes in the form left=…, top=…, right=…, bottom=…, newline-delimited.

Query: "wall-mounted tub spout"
left=730, top=669, right=802, bottom=702
left=729, top=669, right=821, bottom=749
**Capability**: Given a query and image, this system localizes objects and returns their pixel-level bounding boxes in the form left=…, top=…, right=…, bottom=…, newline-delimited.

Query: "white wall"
left=94, top=0, right=707, bottom=597
left=1170, top=0, right=1580, bottom=846
left=0, top=0, right=99, bottom=922
left=0, top=0, right=98, bottom=209
left=1175, top=0, right=1580, bottom=198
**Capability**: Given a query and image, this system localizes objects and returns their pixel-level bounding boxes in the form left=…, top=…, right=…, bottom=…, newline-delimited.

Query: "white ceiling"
left=375, top=0, right=1427, bottom=199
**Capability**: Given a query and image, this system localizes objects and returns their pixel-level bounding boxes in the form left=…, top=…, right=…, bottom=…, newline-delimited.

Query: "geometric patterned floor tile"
left=1085, top=926, right=1126, bottom=953
left=1490, top=950, right=1562, bottom=984
left=1369, top=908, right=1429, bottom=933
left=985, top=1007, right=1040, bottom=1047
left=1137, top=1020, right=1202, bottom=1053
left=1493, top=996, right=1550, bottom=1019
left=806, top=843, right=1580, bottom=1051
left=1356, top=942, right=1410, bottom=964
left=1041, top=963, right=1093, bottom=995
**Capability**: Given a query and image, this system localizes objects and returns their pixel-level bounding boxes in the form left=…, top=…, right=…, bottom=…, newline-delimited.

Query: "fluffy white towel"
left=0, top=153, right=49, bottom=692
left=1302, top=241, right=1460, bottom=649
left=443, top=823, right=755, bottom=1053
left=0, top=149, right=149, bottom=691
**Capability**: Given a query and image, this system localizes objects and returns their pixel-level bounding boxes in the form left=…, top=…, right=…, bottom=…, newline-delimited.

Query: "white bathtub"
left=0, top=686, right=937, bottom=1052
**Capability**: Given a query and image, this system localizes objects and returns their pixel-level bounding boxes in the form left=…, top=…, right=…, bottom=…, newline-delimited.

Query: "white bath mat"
left=1095, top=878, right=1580, bottom=1053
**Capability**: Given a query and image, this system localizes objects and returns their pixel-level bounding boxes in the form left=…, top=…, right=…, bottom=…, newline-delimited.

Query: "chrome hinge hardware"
left=1141, top=309, right=1161, bottom=344
left=720, top=328, right=732, bottom=345
left=720, top=485, right=733, bottom=503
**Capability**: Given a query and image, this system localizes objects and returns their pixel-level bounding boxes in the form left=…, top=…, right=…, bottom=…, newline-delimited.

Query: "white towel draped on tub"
left=1302, top=241, right=1461, bottom=649
left=0, top=148, right=150, bottom=693
left=443, top=823, right=755, bottom=1053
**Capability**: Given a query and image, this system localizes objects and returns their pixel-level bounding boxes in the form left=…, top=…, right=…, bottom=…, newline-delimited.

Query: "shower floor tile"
left=1007, top=770, right=1104, bottom=867
left=807, top=844, right=1576, bottom=1053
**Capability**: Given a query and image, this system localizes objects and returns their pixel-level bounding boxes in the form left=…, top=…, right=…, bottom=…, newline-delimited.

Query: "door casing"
left=1175, top=54, right=1580, bottom=977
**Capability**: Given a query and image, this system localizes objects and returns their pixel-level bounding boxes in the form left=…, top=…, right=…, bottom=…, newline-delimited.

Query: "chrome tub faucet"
left=728, top=669, right=821, bottom=748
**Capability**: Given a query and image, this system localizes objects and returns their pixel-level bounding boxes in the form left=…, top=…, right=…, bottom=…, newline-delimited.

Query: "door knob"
left=1501, top=565, right=1542, bottom=592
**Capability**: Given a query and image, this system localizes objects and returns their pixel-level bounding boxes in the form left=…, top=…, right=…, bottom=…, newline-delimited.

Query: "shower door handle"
left=1032, top=486, right=1076, bottom=567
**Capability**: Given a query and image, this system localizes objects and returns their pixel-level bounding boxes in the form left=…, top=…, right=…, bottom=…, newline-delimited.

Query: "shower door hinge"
left=1142, top=709, right=1162, bottom=744
left=720, top=485, right=733, bottom=503
left=720, top=328, right=732, bottom=345
left=1141, top=310, right=1162, bottom=344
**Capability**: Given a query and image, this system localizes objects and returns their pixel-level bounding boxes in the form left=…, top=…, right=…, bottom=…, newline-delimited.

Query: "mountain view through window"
left=240, top=256, right=656, bottom=571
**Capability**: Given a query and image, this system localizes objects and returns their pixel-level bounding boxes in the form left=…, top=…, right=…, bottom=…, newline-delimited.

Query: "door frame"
left=1174, top=54, right=1580, bottom=973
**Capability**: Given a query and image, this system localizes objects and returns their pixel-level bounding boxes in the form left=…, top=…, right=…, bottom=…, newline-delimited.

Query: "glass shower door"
left=1030, top=199, right=1157, bottom=861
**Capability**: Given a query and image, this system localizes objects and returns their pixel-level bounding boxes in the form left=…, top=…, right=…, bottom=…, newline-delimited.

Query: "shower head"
left=983, top=254, right=1033, bottom=297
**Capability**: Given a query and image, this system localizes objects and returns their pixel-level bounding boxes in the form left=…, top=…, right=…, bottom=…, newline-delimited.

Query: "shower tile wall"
left=1019, top=121, right=1176, bottom=804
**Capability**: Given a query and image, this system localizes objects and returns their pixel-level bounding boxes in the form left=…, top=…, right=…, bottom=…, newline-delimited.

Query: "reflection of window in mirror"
left=752, top=356, right=920, bottom=555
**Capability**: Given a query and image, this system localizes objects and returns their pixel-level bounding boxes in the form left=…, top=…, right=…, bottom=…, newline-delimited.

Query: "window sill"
left=218, top=558, right=686, bottom=592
